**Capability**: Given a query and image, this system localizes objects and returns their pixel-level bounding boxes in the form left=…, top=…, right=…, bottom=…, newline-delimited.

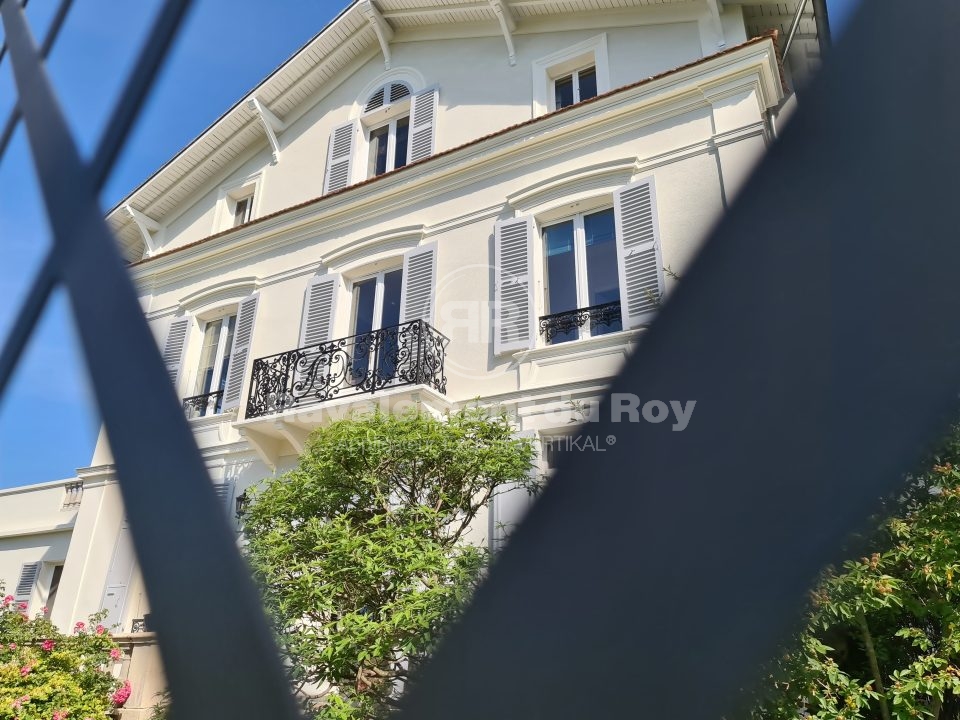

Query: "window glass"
left=352, top=278, right=377, bottom=336
left=584, top=208, right=622, bottom=336
left=233, top=197, right=251, bottom=227
left=381, top=269, right=403, bottom=329
left=394, top=117, right=409, bottom=171
left=554, top=74, right=575, bottom=109
left=578, top=66, right=598, bottom=102
left=543, top=220, right=579, bottom=343
left=368, top=126, right=389, bottom=177
left=378, top=269, right=404, bottom=381
left=193, top=319, right=223, bottom=396
left=46, top=565, right=63, bottom=616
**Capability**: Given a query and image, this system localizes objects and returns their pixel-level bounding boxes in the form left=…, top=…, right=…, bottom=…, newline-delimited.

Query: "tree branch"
left=858, top=612, right=891, bottom=720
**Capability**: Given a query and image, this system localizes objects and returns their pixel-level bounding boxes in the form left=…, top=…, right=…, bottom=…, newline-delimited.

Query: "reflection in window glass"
left=584, top=208, right=622, bottom=337
left=554, top=74, right=575, bottom=109
left=394, top=117, right=409, bottom=171
left=368, top=126, right=389, bottom=177
left=193, top=319, right=223, bottom=396
left=543, top=220, right=579, bottom=344
left=578, top=67, right=598, bottom=101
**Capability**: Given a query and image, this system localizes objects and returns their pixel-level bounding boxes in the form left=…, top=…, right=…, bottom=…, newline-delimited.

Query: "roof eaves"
left=130, top=32, right=783, bottom=268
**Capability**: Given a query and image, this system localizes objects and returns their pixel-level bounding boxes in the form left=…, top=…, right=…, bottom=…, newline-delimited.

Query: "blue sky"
left=0, top=0, right=861, bottom=489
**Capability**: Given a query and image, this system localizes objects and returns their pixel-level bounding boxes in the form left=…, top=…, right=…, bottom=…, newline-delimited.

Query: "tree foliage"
left=752, top=424, right=960, bottom=720
left=243, top=407, right=537, bottom=719
left=0, top=596, right=125, bottom=720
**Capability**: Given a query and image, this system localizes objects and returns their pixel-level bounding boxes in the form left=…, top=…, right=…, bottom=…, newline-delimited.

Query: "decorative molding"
left=506, top=157, right=639, bottom=215
left=178, top=276, right=260, bottom=315
left=130, top=41, right=782, bottom=286
left=488, top=0, right=518, bottom=65
left=360, top=0, right=394, bottom=70
left=245, top=97, right=285, bottom=163
left=323, top=224, right=425, bottom=268
left=123, top=205, right=161, bottom=257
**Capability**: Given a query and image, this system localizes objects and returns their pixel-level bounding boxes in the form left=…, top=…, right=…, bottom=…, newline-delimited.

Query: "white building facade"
left=1, top=0, right=827, bottom=714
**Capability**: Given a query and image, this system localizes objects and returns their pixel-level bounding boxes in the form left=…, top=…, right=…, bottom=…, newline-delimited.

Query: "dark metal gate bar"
left=0, top=2, right=958, bottom=720
left=0, top=2, right=301, bottom=719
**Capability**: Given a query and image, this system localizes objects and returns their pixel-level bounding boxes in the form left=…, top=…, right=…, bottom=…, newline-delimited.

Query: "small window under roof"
left=364, top=82, right=412, bottom=113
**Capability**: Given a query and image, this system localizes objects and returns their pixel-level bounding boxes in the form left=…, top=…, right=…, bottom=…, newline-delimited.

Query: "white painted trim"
left=359, top=0, right=394, bottom=69
left=212, top=172, right=264, bottom=235
left=245, top=97, right=285, bottom=163
left=507, top=157, right=638, bottom=216
left=488, top=0, right=518, bottom=65
left=531, top=33, right=609, bottom=117
left=353, top=67, right=426, bottom=120
left=178, top=276, right=260, bottom=316
left=130, top=41, right=783, bottom=284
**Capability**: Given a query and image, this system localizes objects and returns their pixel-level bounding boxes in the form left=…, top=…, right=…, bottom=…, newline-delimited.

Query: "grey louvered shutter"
left=14, top=562, right=40, bottom=602
left=324, top=120, right=357, bottom=194
left=213, top=482, right=235, bottom=514
left=222, top=293, right=260, bottom=411
left=614, top=177, right=665, bottom=328
left=490, top=430, right=539, bottom=551
left=494, top=216, right=535, bottom=354
left=101, top=524, right=136, bottom=631
left=399, top=244, right=437, bottom=325
left=299, top=273, right=340, bottom=347
left=161, top=316, right=191, bottom=390
left=408, top=87, right=438, bottom=164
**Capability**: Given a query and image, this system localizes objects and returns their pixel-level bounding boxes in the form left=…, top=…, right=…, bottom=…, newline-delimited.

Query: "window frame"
left=539, top=203, right=621, bottom=345
left=350, top=267, right=404, bottom=336
left=187, top=311, right=238, bottom=417
left=531, top=34, right=610, bottom=117
left=215, top=173, right=262, bottom=233
left=366, top=114, right=410, bottom=178
left=553, top=65, right=597, bottom=109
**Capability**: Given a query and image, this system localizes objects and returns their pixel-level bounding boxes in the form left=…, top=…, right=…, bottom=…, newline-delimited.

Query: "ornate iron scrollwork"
left=245, top=320, right=449, bottom=419
left=538, top=301, right=622, bottom=342
left=181, top=390, right=223, bottom=419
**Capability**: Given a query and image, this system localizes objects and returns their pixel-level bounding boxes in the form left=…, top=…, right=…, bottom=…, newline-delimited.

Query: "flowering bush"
left=0, top=587, right=126, bottom=720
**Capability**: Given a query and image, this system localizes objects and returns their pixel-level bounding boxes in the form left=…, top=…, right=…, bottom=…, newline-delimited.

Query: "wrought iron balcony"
left=182, top=390, right=223, bottom=419
left=538, top=301, right=622, bottom=343
left=246, top=319, right=448, bottom=419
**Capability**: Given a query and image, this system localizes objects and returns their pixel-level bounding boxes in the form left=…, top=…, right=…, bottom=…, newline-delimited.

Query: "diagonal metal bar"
left=88, top=0, right=192, bottom=189
left=0, top=250, right=57, bottom=399
left=0, top=0, right=72, bottom=165
left=0, top=4, right=302, bottom=720
left=396, top=2, right=960, bottom=720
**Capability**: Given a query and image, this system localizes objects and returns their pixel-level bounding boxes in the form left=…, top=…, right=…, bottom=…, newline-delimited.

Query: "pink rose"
left=2, top=595, right=13, bottom=605
left=19, top=665, right=31, bottom=677
left=95, top=625, right=105, bottom=635
left=41, top=639, right=55, bottom=652
left=110, top=680, right=132, bottom=707
left=109, top=647, right=122, bottom=660
left=17, top=602, right=27, bottom=610
left=8, top=643, right=16, bottom=649
left=73, top=621, right=85, bottom=633
left=53, top=711, right=67, bottom=720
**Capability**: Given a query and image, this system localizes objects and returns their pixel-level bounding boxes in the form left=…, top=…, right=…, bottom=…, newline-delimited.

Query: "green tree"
left=243, top=407, right=537, bottom=720
left=752, top=424, right=960, bottom=720
left=0, top=596, right=126, bottom=720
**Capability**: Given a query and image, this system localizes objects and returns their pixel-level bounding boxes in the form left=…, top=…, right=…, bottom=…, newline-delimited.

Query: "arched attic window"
left=364, top=81, right=411, bottom=113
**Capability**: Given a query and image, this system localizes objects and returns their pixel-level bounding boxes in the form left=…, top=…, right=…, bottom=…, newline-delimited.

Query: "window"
left=186, top=314, right=237, bottom=418
left=45, top=564, right=64, bottom=616
left=232, top=194, right=253, bottom=227
left=367, top=116, right=409, bottom=177
left=541, top=207, right=622, bottom=344
left=554, top=65, right=597, bottom=109
left=349, top=269, right=403, bottom=384
left=531, top=34, right=609, bottom=116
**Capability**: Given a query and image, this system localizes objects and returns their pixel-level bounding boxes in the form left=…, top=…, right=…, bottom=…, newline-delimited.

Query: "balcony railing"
left=182, top=390, right=223, bottom=419
left=538, top=301, right=622, bottom=343
left=245, top=319, right=448, bottom=419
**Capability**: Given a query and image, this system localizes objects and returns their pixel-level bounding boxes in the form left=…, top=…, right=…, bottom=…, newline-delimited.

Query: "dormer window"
left=362, top=82, right=414, bottom=178
left=233, top=194, right=253, bottom=227
left=368, top=117, right=409, bottom=177
left=554, top=65, right=598, bottom=109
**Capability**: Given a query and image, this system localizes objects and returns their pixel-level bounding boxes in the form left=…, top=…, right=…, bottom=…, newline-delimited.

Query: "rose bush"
left=0, top=590, right=127, bottom=720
